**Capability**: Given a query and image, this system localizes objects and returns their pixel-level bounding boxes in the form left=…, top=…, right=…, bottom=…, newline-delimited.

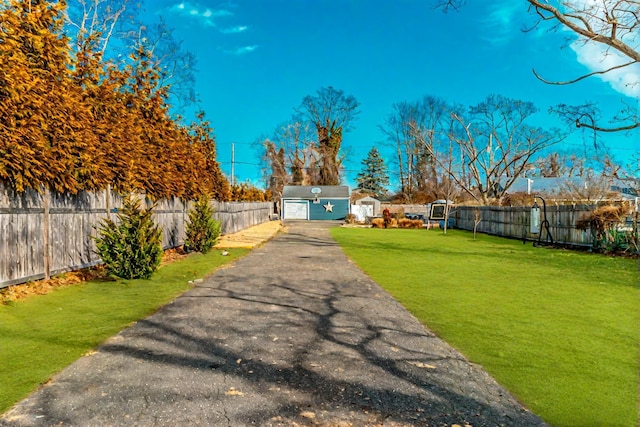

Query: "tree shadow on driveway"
left=1, top=222, right=546, bottom=426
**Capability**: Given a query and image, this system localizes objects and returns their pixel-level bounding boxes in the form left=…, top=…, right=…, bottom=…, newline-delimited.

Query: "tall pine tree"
left=356, top=147, right=389, bottom=199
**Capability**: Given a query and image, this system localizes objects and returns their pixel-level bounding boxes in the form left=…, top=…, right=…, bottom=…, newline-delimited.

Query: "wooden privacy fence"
left=0, top=184, right=272, bottom=288
left=451, top=205, right=595, bottom=246
left=212, top=201, right=272, bottom=234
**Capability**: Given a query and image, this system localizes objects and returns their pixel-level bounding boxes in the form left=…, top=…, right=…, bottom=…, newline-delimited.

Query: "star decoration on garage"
left=323, top=202, right=334, bottom=212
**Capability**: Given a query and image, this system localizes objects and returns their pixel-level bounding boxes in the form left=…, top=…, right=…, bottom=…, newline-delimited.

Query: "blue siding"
left=308, top=198, right=349, bottom=220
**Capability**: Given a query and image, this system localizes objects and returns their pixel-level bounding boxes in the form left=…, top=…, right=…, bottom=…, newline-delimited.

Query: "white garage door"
left=283, top=200, right=308, bottom=220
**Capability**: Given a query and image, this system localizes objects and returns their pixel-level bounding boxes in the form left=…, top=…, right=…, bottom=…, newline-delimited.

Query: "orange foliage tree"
left=230, top=183, right=269, bottom=202
left=0, top=0, right=229, bottom=200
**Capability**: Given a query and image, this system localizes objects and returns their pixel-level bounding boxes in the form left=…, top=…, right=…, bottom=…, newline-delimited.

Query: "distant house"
left=281, top=185, right=350, bottom=220
left=501, top=176, right=639, bottom=200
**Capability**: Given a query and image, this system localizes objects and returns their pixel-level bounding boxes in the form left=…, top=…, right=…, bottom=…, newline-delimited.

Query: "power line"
left=219, top=161, right=262, bottom=166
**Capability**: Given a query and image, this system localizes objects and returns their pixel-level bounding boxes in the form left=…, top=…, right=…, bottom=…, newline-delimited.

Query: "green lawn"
left=331, top=227, right=639, bottom=427
left=0, top=248, right=248, bottom=414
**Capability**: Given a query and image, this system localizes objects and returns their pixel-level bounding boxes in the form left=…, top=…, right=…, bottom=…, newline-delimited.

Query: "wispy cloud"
left=570, top=40, right=640, bottom=98
left=556, top=0, right=639, bottom=98
left=225, top=45, right=258, bottom=55
left=221, top=25, right=249, bottom=34
left=168, top=2, right=233, bottom=27
left=481, top=2, right=520, bottom=46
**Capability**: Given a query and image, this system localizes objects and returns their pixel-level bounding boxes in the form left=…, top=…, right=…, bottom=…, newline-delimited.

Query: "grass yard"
left=0, top=248, right=248, bottom=414
left=331, top=227, right=639, bottom=427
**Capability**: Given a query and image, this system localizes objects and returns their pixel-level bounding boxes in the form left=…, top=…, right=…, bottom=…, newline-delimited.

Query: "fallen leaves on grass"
left=160, top=246, right=188, bottom=265
left=2, top=247, right=187, bottom=305
left=0, top=267, right=107, bottom=304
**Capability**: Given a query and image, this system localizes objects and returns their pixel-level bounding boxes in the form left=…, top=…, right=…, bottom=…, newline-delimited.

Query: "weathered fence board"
left=0, top=184, right=272, bottom=288
left=452, top=205, right=594, bottom=246
left=373, top=202, right=607, bottom=246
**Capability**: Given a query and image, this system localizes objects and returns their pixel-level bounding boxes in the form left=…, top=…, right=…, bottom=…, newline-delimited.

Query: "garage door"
left=283, top=200, right=308, bottom=220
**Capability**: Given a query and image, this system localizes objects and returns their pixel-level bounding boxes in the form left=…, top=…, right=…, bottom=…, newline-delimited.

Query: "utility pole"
left=231, top=142, right=235, bottom=186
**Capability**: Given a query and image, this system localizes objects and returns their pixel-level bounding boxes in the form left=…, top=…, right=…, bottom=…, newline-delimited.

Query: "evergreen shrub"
left=185, top=195, right=221, bottom=254
left=94, top=195, right=163, bottom=279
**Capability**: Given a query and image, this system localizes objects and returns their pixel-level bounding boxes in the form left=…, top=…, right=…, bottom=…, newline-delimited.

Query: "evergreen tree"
left=185, top=195, right=221, bottom=254
left=356, top=147, right=389, bottom=198
left=94, top=195, right=163, bottom=279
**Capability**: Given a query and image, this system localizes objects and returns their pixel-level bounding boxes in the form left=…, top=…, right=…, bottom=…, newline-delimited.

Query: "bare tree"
left=473, top=207, right=482, bottom=240
left=65, top=0, right=197, bottom=114
left=64, top=0, right=135, bottom=56
left=380, top=96, right=451, bottom=201
left=262, top=141, right=287, bottom=201
left=559, top=171, right=616, bottom=201
left=436, top=1, right=640, bottom=135
left=434, top=0, right=466, bottom=13
left=410, top=95, right=563, bottom=205
left=261, top=119, right=320, bottom=190
left=380, top=102, right=413, bottom=199
left=297, top=87, right=360, bottom=185
left=380, top=101, right=421, bottom=200
left=135, top=19, right=198, bottom=112
left=526, top=0, right=640, bottom=133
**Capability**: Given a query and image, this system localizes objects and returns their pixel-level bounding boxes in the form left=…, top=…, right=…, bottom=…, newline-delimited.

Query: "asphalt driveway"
left=1, top=221, right=546, bottom=426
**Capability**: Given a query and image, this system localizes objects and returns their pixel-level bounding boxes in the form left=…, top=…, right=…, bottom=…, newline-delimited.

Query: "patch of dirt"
left=215, top=221, right=283, bottom=248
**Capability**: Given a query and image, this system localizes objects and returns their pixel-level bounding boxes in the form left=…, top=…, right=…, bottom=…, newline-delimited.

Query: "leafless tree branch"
left=433, top=0, right=466, bottom=13
left=532, top=60, right=639, bottom=85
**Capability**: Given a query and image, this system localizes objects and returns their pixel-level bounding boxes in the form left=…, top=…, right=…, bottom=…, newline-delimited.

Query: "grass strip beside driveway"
left=0, top=248, right=248, bottom=414
left=331, top=227, right=639, bottom=427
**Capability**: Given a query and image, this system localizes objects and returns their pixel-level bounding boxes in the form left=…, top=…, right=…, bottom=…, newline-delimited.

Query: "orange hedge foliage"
left=0, top=0, right=229, bottom=200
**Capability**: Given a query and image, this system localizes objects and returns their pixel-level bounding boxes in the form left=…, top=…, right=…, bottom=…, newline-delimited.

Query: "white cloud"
left=226, top=45, right=258, bottom=55
left=221, top=25, right=248, bottom=34
left=554, top=0, right=639, bottom=98
left=562, top=0, right=638, bottom=98
left=570, top=40, right=640, bottom=98
left=168, top=2, right=232, bottom=27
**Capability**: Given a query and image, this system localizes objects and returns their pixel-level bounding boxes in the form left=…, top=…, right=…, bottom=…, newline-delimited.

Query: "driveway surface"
left=1, top=221, right=546, bottom=426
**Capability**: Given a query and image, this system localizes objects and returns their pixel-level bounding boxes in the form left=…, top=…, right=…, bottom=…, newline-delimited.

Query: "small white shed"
left=351, top=196, right=381, bottom=222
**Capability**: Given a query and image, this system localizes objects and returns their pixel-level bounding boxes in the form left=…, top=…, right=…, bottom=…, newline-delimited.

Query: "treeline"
left=0, top=0, right=230, bottom=200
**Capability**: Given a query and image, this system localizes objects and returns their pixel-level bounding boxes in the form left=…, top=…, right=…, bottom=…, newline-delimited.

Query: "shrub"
left=399, top=218, right=423, bottom=229
left=94, top=195, right=163, bottom=279
left=344, top=213, right=357, bottom=224
left=371, top=218, right=385, bottom=228
left=372, top=217, right=399, bottom=228
left=185, top=195, right=221, bottom=254
left=576, top=203, right=636, bottom=253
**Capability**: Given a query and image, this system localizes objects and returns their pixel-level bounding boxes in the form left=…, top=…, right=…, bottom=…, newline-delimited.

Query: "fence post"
left=106, top=185, right=111, bottom=220
left=43, top=187, right=51, bottom=280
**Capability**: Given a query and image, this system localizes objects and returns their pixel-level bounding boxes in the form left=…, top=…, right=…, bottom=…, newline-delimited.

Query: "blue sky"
left=144, top=0, right=639, bottom=188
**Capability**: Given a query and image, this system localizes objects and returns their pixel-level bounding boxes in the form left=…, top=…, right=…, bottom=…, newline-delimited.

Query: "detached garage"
left=281, top=185, right=350, bottom=220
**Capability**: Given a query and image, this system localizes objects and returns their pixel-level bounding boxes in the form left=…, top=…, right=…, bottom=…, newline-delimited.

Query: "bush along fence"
left=451, top=204, right=640, bottom=250
left=0, top=184, right=272, bottom=288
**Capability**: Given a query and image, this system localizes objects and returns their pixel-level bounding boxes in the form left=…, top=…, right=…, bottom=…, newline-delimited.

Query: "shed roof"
left=355, top=196, right=379, bottom=203
left=282, top=185, right=350, bottom=199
